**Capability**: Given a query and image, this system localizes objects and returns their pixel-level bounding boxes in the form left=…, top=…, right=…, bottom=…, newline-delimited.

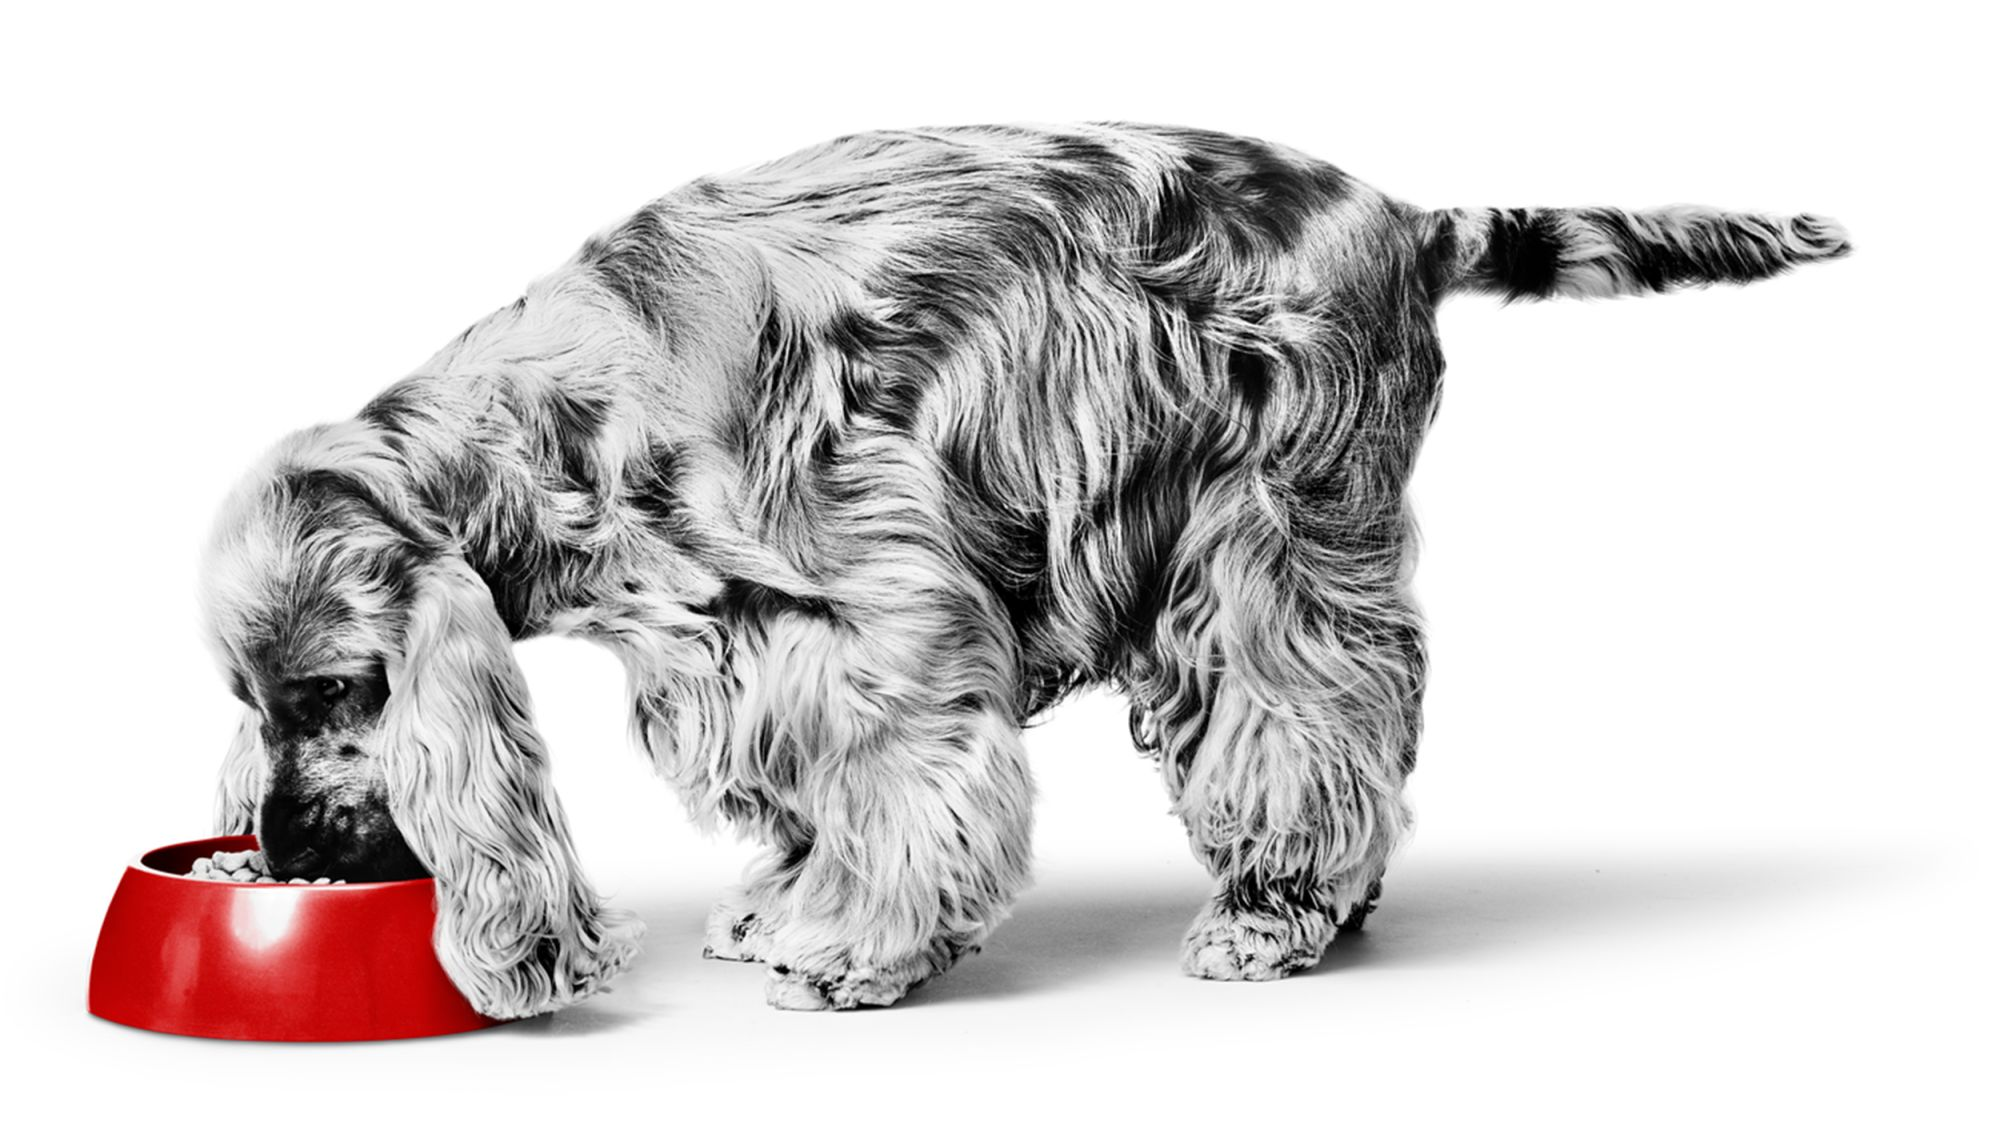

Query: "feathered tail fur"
left=1425, top=205, right=1851, bottom=301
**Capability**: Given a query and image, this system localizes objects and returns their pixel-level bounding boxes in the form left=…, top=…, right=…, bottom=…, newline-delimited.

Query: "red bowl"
left=89, top=834, right=504, bottom=1041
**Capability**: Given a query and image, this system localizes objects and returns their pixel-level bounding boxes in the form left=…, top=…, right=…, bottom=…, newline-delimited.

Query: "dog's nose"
left=266, top=791, right=326, bottom=835
left=258, top=791, right=332, bottom=876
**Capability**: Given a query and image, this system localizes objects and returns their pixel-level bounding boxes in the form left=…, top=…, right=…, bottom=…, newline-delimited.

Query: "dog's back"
left=573, top=123, right=1846, bottom=713
left=568, top=127, right=1424, bottom=706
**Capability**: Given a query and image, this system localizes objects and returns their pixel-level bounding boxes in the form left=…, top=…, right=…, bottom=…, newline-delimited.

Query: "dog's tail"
left=1421, top=205, right=1850, bottom=302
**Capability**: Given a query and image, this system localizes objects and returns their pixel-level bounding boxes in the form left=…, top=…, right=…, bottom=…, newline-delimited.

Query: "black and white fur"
left=199, top=123, right=1850, bottom=1014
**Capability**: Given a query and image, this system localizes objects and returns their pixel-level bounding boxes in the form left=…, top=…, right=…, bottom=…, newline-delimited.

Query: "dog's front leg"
left=382, top=556, right=644, bottom=1019
left=756, top=703, right=1034, bottom=1010
left=701, top=593, right=1035, bottom=1010
left=702, top=816, right=807, bottom=965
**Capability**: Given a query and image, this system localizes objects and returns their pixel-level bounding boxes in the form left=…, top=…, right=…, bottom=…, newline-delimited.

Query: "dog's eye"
left=319, top=677, right=348, bottom=701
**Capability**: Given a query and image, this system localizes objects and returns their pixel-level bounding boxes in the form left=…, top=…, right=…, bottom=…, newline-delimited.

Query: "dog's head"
left=200, top=422, right=432, bottom=881
left=198, top=418, right=640, bottom=1016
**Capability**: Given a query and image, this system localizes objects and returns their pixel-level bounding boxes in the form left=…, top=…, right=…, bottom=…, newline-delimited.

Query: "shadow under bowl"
left=89, top=833, right=503, bottom=1041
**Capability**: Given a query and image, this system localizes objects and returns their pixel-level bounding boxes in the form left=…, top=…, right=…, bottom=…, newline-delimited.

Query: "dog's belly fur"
left=208, top=123, right=1844, bottom=1013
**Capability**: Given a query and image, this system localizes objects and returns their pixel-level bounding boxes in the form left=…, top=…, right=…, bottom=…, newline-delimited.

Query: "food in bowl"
left=184, top=848, right=344, bottom=884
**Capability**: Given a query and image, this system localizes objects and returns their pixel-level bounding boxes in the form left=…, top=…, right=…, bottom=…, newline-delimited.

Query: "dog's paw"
left=763, top=963, right=916, bottom=1011
left=450, top=904, right=647, bottom=1019
left=1181, top=901, right=1334, bottom=982
left=757, top=933, right=977, bottom=1011
left=701, top=901, right=770, bottom=964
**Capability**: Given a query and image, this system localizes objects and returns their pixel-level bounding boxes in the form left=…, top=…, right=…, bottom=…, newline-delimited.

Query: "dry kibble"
left=181, top=849, right=345, bottom=884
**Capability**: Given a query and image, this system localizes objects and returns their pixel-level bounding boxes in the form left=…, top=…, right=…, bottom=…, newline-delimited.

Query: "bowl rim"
left=131, top=833, right=435, bottom=890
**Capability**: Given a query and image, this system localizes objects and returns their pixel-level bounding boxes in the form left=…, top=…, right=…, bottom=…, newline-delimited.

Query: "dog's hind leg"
left=1135, top=490, right=1424, bottom=980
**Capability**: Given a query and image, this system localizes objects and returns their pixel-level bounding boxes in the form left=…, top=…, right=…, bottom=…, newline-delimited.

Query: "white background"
left=3, top=3, right=1991, bottom=1122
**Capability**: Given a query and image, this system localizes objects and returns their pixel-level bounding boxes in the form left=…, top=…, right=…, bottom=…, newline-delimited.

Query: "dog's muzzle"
left=259, top=790, right=429, bottom=882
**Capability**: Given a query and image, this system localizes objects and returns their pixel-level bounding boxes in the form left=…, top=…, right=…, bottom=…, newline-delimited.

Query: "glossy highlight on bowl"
left=89, top=834, right=503, bottom=1041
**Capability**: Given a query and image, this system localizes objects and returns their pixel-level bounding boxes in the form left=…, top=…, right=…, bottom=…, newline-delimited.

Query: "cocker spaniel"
left=198, top=123, right=1848, bottom=1014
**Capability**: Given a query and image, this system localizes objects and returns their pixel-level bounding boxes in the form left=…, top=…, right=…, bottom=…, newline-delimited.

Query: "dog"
left=198, top=123, right=1848, bottom=1014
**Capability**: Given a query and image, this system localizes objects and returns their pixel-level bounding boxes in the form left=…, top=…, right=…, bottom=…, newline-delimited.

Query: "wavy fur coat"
left=198, top=123, right=1849, bottom=1013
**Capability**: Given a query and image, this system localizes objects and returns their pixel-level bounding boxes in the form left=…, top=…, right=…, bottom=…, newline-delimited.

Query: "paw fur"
left=1181, top=903, right=1332, bottom=982
left=763, top=964, right=918, bottom=1011
left=701, top=902, right=768, bottom=963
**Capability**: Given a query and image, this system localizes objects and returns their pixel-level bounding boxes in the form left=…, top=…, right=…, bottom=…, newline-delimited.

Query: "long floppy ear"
left=213, top=707, right=267, bottom=835
left=380, top=553, right=643, bottom=1019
